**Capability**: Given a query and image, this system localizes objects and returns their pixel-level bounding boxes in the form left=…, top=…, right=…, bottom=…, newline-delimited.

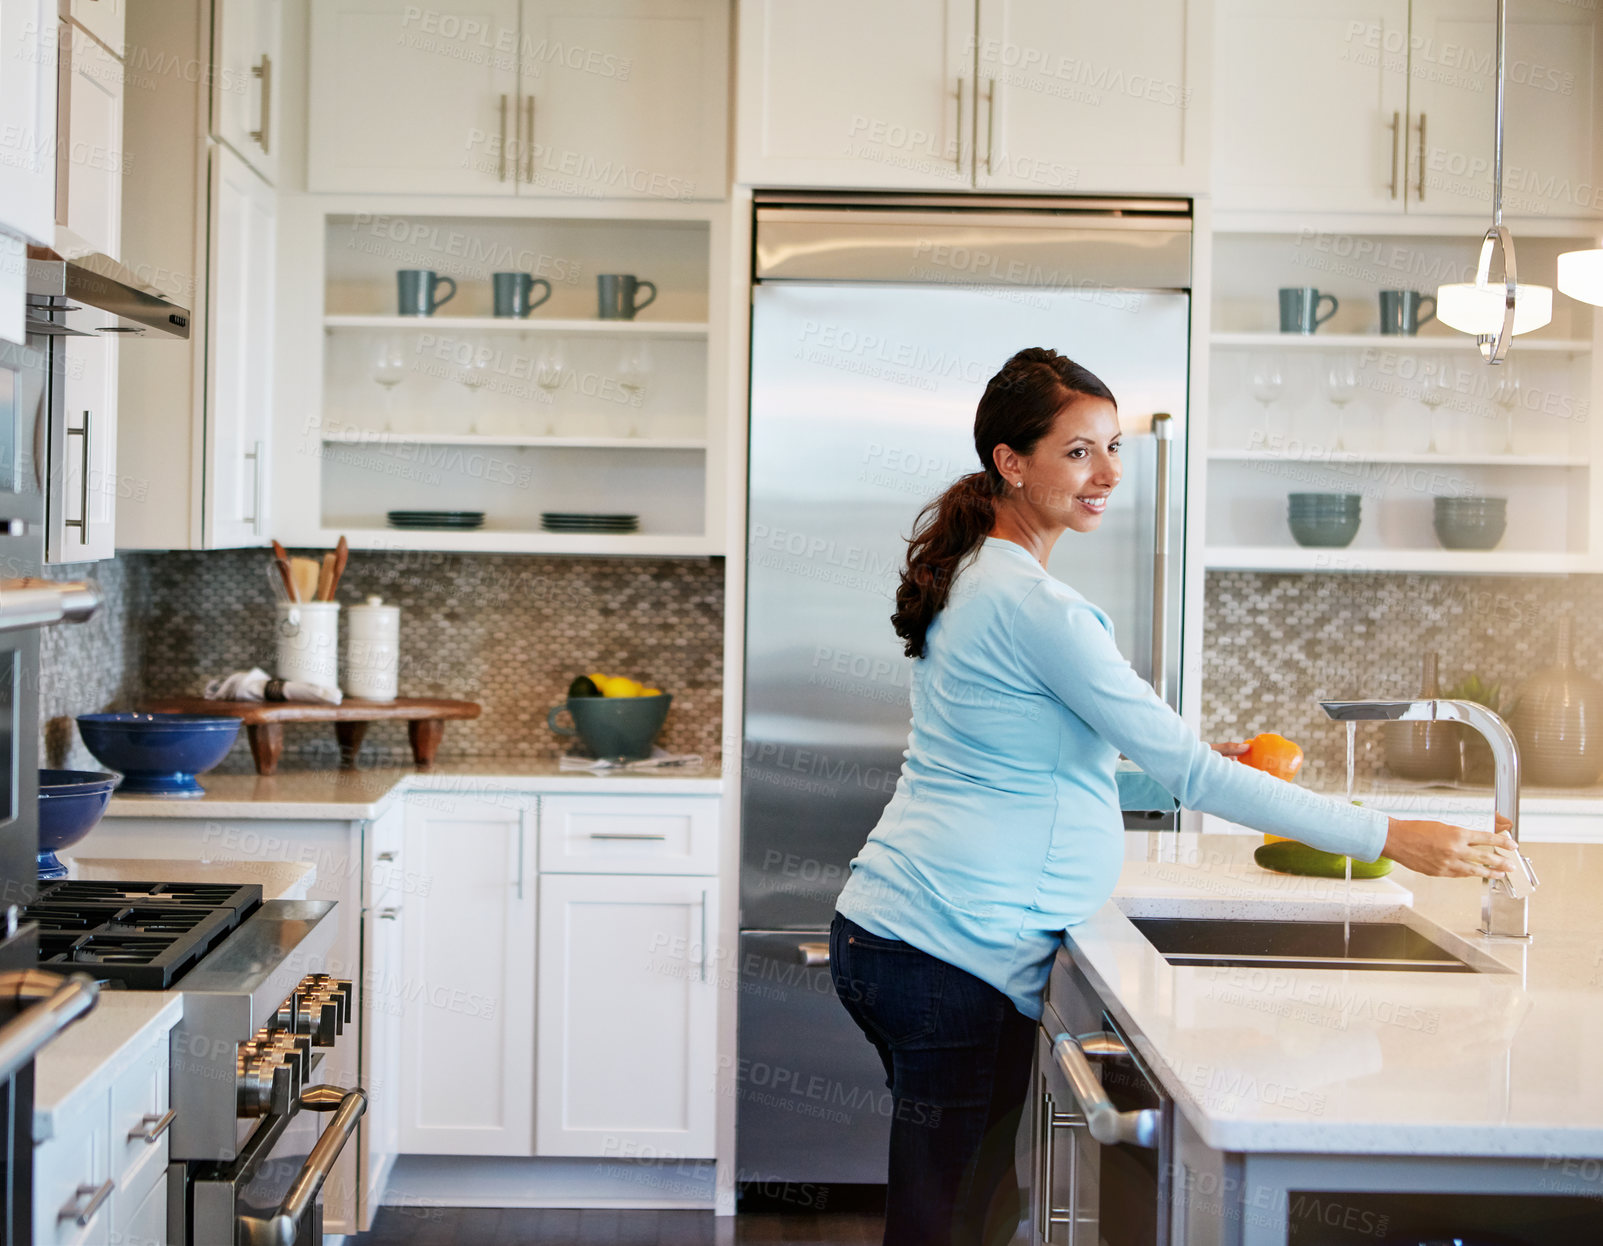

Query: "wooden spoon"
left=315, top=552, right=336, bottom=602
left=329, top=535, right=349, bottom=599
left=271, top=540, right=298, bottom=602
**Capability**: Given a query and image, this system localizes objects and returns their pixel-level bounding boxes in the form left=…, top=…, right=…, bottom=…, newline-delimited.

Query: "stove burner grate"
left=25, top=881, right=264, bottom=989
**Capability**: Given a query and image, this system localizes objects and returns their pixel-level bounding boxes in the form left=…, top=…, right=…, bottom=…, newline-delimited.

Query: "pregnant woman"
left=830, top=347, right=1515, bottom=1246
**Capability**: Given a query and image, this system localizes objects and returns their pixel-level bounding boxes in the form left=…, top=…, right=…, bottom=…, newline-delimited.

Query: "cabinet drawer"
left=538, top=795, right=718, bottom=874
left=34, top=1094, right=111, bottom=1246
left=108, top=1028, right=170, bottom=1197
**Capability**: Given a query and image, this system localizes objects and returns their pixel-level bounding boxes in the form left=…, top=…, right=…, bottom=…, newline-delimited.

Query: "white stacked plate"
left=540, top=512, right=639, bottom=533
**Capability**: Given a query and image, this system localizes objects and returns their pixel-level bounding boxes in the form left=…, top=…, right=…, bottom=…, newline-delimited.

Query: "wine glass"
left=615, top=340, right=653, bottom=437
left=1248, top=352, right=1285, bottom=448
left=1324, top=354, right=1360, bottom=451
left=535, top=338, right=567, bottom=436
left=1492, top=358, right=1521, bottom=454
left=456, top=343, right=493, bottom=434
left=370, top=337, right=406, bottom=431
left=1418, top=358, right=1455, bottom=454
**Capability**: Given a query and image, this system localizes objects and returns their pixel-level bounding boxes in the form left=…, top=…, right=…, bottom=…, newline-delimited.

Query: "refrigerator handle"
left=1149, top=413, right=1173, bottom=706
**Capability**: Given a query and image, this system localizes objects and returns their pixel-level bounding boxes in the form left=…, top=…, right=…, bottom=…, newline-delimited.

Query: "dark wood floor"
left=348, top=1206, right=884, bottom=1245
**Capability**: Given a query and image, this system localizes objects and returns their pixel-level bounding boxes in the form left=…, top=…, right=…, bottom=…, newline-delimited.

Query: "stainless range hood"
left=24, top=245, right=190, bottom=339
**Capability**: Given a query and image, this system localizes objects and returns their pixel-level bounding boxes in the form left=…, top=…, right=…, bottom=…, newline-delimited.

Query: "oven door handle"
left=0, top=579, right=102, bottom=634
left=0, top=970, right=98, bottom=1082
left=1052, top=1031, right=1160, bottom=1149
left=237, top=1087, right=367, bottom=1246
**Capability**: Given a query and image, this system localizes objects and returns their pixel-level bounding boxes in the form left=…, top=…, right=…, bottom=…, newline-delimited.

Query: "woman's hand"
left=1210, top=740, right=1250, bottom=758
left=1383, top=815, right=1518, bottom=878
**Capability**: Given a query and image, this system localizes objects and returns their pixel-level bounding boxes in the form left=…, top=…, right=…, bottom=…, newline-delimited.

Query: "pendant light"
left=1435, top=0, right=1553, bottom=361
left=1557, top=243, right=1603, bottom=307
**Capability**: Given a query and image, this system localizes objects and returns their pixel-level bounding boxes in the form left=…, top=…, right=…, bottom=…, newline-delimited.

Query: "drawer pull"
left=128, top=1107, right=175, bottom=1144
left=378, top=907, right=401, bottom=921
left=587, top=832, right=668, bottom=841
left=58, top=1178, right=113, bottom=1226
left=376, top=851, right=398, bottom=862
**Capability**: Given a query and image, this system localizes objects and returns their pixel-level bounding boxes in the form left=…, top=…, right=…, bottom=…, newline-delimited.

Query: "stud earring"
left=1015, top=480, right=1023, bottom=487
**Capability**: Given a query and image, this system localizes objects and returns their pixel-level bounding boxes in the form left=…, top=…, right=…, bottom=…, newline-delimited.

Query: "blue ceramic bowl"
left=38, top=769, right=119, bottom=879
left=76, top=713, right=242, bottom=797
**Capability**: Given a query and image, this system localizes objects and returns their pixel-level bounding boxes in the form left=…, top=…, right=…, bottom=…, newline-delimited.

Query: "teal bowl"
left=548, top=694, right=673, bottom=762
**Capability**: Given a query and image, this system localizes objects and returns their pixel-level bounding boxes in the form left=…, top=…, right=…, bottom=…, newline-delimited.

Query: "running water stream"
left=1344, top=721, right=1356, bottom=956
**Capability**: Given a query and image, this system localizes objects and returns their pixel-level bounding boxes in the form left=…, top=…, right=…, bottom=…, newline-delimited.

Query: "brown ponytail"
left=890, top=347, right=1116, bottom=659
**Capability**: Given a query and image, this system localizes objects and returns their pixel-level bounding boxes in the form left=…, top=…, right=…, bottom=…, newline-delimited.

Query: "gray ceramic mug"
left=548, top=694, right=672, bottom=761
left=492, top=272, right=554, bottom=318
left=597, top=274, right=658, bottom=320
left=397, top=269, right=457, bottom=317
left=1279, top=287, right=1339, bottom=334
left=1379, top=289, right=1437, bottom=335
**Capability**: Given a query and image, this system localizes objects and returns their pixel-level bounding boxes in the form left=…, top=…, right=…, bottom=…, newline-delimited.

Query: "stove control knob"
left=237, top=1046, right=279, bottom=1118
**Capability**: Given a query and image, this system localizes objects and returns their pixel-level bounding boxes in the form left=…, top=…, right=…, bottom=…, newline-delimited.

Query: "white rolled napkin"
left=204, top=667, right=343, bottom=705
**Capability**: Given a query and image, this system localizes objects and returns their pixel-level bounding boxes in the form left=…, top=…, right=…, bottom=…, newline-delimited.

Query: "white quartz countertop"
left=1070, top=833, right=1600, bottom=1157
left=103, top=757, right=724, bottom=820
left=32, top=857, right=317, bottom=1137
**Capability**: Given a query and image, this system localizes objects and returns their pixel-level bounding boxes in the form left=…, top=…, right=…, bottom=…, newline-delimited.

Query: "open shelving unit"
left=274, top=203, right=729, bottom=555
left=1203, top=229, right=1602, bottom=575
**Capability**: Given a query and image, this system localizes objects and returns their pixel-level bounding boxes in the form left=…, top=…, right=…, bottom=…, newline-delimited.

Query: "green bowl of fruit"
left=548, top=672, right=672, bottom=761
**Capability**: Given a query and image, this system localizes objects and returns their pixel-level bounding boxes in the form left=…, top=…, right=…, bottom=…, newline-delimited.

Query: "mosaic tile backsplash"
left=42, top=550, right=725, bottom=771
left=40, top=558, right=141, bottom=770
left=1202, top=570, right=1603, bottom=790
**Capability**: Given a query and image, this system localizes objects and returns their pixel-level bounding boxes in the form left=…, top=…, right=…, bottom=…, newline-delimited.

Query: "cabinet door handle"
left=953, top=77, right=965, bottom=171
left=497, top=93, right=509, bottom=181
left=515, top=818, right=525, bottom=900
left=58, top=1178, right=114, bottom=1227
left=376, top=851, right=397, bottom=862
left=523, top=95, right=535, bottom=182
left=250, top=54, right=272, bottom=154
left=1414, top=111, right=1427, bottom=201
left=242, top=439, right=264, bottom=533
left=377, top=907, right=401, bottom=921
left=984, top=79, right=996, bottom=176
left=587, top=832, right=666, bottom=841
left=698, top=888, right=708, bottom=982
left=65, top=408, right=90, bottom=544
left=1388, top=110, right=1401, bottom=199
left=1040, top=1092, right=1080, bottom=1239
left=129, top=1107, right=176, bottom=1144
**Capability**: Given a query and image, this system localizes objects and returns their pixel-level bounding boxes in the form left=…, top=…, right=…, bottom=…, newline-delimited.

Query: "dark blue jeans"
left=830, top=913, right=1036, bottom=1246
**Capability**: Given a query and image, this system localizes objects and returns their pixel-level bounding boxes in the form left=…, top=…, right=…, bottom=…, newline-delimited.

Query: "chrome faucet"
left=1320, top=699, right=1539, bottom=939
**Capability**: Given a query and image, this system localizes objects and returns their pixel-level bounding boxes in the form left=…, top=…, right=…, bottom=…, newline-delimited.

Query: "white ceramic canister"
left=344, top=595, right=401, bottom=701
left=276, top=601, right=341, bottom=690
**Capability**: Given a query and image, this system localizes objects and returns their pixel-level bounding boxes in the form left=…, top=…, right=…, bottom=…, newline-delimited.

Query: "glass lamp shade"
left=1435, top=280, right=1553, bottom=335
left=1436, top=231, right=1553, bottom=339
left=1557, top=246, right=1603, bottom=307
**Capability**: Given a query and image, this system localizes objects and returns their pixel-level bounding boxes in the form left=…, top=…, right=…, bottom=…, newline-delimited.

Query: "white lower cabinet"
left=535, top=872, right=719, bottom=1158
left=398, top=793, right=537, bottom=1156
left=34, top=1018, right=172, bottom=1246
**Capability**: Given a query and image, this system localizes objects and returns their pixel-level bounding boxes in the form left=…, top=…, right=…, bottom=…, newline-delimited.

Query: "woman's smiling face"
left=997, top=393, right=1123, bottom=533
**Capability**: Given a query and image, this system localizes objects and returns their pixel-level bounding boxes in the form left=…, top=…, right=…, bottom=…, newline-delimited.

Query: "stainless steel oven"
left=169, top=900, right=365, bottom=1245
left=1036, top=1013, right=1173, bottom=1246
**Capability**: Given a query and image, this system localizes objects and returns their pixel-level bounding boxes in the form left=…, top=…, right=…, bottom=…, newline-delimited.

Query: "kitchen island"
left=1036, top=835, right=1603, bottom=1244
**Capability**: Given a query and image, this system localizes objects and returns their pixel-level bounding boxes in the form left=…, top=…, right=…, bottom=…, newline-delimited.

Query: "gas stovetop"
left=24, top=880, right=264, bottom=990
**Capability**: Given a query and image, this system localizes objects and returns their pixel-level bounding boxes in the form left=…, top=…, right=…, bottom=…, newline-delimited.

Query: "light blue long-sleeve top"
left=834, top=537, right=1390, bottom=1019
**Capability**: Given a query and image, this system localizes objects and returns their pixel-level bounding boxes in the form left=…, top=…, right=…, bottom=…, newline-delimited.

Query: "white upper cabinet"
left=48, top=301, right=118, bottom=564
left=205, top=144, right=274, bottom=548
left=59, top=20, right=125, bottom=259
left=0, top=0, right=59, bottom=244
left=1409, top=0, right=1603, bottom=219
left=213, top=0, right=282, bottom=185
left=535, top=873, right=719, bottom=1158
left=1214, top=0, right=1603, bottom=220
left=1213, top=0, right=1410, bottom=214
left=736, top=0, right=973, bottom=190
left=309, top=0, right=521, bottom=195
left=975, top=0, right=1200, bottom=194
left=518, top=0, right=727, bottom=199
left=737, top=0, right=1204, bottom=192
left=69, top=0, right=123, bottom=57
left=309, top=0, right=726, bottom=198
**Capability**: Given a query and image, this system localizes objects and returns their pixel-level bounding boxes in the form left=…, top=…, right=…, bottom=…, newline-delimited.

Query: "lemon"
left=641, top=687, right=662, bottom=697
left=601, top=676, right=639, bottom=698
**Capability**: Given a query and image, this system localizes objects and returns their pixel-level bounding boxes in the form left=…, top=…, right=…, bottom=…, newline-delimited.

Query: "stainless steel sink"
left=1129, top=917, right=1479, bottom=973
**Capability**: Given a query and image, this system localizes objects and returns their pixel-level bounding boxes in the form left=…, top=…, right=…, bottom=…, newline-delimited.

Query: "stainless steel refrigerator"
left=738, top=195, right=1194, bottom=1187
